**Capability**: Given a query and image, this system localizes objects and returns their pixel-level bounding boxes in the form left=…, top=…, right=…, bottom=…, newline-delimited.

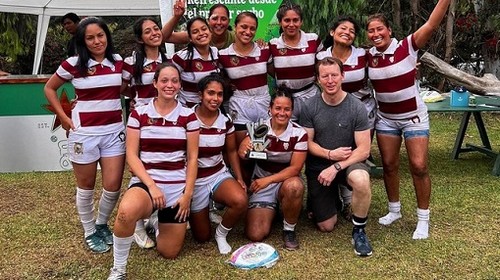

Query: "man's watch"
left=334, top=162, right=342, bottom=171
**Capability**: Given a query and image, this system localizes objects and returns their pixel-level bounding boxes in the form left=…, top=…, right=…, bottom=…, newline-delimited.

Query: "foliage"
left=0, top=13, right=37, bottom=61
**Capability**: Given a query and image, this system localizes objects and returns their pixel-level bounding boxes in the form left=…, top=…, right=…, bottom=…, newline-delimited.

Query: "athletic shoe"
left=107, top=268, right=126, bottom=280
left=352, top=228, right=373, bottom=257
left=209, top=211, right=223, bottom=224
left=341, top=203, right=353, bottom=221
left=283, top=230, right=299, bottom=250
left=85, top=232, right=110, bottom=253
left=96, top=224, right=113, bottom=245
left=134, top=228, right=155, bottom=249
left=145, top=211, right=158, bottom=235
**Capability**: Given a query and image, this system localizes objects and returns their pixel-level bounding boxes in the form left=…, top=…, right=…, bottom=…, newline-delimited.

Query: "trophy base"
left=248, top=151, right=267, bottom=160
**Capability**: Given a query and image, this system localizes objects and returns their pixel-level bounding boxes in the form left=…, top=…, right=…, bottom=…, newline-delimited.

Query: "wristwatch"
left=334, top=162, right=342, bottom=171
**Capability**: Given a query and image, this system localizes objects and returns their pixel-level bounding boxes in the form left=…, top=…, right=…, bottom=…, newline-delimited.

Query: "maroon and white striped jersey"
left=218, top=43, right=272, bottom=98
left=56, top=55, right=124, bottom=135
left=253, top=119, right=308, bottom=178
left=127, top=101, right=200, bottom=184
left=368, top=35, right=426, bottom=119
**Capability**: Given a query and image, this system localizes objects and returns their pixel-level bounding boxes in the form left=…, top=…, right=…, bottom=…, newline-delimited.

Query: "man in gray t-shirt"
left=300, top=57, right=373, bottom=257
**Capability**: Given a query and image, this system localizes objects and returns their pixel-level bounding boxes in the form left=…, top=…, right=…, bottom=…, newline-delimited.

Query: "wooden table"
left=426, top=96, right=500, bottom=176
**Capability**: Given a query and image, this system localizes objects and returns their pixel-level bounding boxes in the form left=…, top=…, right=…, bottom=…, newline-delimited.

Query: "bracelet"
left=327, top=150, right=332, bottom=161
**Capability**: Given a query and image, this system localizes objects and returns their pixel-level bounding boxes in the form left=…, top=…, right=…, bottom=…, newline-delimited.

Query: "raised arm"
left=162, top=0, right=190, bottom=44
left=413, top=0, right=451, bottom=49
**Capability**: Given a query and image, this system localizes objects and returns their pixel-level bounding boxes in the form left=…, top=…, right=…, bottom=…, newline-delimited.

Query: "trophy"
left=246, top=119, right=271, bottom=160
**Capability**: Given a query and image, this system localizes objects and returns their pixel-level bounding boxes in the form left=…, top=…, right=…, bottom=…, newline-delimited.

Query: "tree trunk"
left=392, top=0, right=401, bottom=33
left=420, top=52, right=500, bottom=96
left=410, top=0, right=420, bottom=31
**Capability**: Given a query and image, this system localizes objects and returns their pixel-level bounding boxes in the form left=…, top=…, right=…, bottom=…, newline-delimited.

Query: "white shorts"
left=191, top=169, right=234, bottom=212
left=68, top=130, right=126, bottom=164
left=129, top=176, right=186, bottom=209
left=248, top=181, right=282, bottom=206
left=228, top=94, right=270, bottom=125
left=292, top=85, right=320, bottom=122
left=375, top=111, right=430, bottom=137
left=363, top=97, right=377, bottom=130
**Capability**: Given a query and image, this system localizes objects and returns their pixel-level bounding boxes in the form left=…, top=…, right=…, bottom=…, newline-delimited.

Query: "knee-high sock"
left=96, top=189, right=120, bottom=225
left=113, top=234, right=134, bottom=272
left=76, top=187, right=95, bottom=237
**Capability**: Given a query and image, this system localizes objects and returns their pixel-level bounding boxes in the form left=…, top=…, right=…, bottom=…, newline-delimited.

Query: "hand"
left=250, top=177, right=271, bottom=193
left=149, top=184, right=166, bottom=209
left=255, top=39, right=267, bottom=49
left=173, top=193, right=191, bottom=222
left=329, top=147, right=352, bottom=161
left=237, top=178, right=247, bottom=191
left=129, top=99, right=137, bottom=111
left=317, top=165, right=338, bottom=186
left=61, top=116, right=75, bottom=132
left=173, top=0, right=185, bottom=17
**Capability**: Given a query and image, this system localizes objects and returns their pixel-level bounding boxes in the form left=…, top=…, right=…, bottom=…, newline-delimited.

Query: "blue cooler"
left=450, top=86, right=469, bottom=107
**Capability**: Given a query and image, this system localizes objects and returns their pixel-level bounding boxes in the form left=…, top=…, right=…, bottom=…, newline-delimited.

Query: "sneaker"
left=96, top=224, right=113, bottom=245
left=341, top=203, right=353, bottom=221
left=352, top=228, right=372, bottom=257
left=107, top=268, right=126, bottom=280
left=85, top=232, right=110, bottom=253
left=145, top=211, right=158, bottom=235
left=283, top=230, right=299, bottom=250
left=134, top=228, right=155, bottom=249
left=209, top=211, right=223, bottom=224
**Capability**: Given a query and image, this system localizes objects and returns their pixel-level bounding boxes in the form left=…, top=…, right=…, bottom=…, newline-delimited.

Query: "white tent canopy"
left=0, top=0, right=173, bottom=74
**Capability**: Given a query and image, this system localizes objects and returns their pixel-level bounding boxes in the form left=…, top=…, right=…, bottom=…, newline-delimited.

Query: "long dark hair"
left=132, top=17, right=168, bottom=84
left=75, top=17, right=116, bottom=76
left=323, top=16, right=360, bottom=49
left=185, top=17, right=217, bottom=74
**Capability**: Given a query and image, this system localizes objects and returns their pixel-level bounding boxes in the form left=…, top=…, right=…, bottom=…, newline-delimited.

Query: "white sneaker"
left=134, top=228, right=155, bottom=249
left=107, top=268, right=126, bottom=280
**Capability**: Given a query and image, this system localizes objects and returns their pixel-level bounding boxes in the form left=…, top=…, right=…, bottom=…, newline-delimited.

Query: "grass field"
left=1, top=113, right=499, bottom=280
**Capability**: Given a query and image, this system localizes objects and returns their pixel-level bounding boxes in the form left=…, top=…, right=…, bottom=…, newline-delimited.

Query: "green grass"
left=1, top=113, right=499, bottom=280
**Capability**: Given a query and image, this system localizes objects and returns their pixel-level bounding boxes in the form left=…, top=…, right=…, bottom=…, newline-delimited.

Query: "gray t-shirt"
left=300, top=92, right=370, bottom=172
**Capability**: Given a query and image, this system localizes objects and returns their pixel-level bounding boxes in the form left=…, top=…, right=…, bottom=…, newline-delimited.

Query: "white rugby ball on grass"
left=228, top=242, right=279, bottom=269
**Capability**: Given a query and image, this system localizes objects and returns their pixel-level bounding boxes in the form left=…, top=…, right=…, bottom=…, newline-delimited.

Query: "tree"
left=0, top=13, right=37, bottom=61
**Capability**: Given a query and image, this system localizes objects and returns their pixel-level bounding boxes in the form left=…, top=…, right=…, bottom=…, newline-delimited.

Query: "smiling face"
left=200, top=81, right=223, bottom=112
left=317, top=63, right=344, bottom=97
left=367, top=19, right=392, bottom=51
left=234, top=15, right=257, bottom=45
left=140, top=20, right=163, bottom=48
left=270, top=95, right=293, bottom=128
left=208, top=6, right=230, bottom=37
left=153, top=66, right=181, bottom=101
left=331, top=20, right=356, bottom=47
left=189, top=19, right=212, bottom=48
left=84, top=23, right=107, bottom=61
left=280, top=10, right=302, bottom=39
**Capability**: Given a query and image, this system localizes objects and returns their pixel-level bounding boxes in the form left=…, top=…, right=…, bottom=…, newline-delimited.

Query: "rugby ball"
left=228, top=242, right=279, bottom=269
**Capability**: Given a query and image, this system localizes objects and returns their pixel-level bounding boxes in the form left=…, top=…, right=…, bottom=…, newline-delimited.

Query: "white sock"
left=413, top=208, right=430, bottom=240
left=113, top=234, right=134, bottom=272
left=135, top=220, right=146, bottom=232
left=283, top=219, right=296, bottom=231
left=76, top=187, right=95, bottom=237
left=96, top=189, right=120, bottom=225
left=215, top=223, right=232, bottom=254
left=340, top=185, right=352, bottom=205
left=379, top=201, right=402, bottom=225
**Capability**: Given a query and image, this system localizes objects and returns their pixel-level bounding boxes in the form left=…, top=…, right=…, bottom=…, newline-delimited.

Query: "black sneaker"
left=352, top=228, right=372, bottom=257
left=283, top=230, right=299, bottom=250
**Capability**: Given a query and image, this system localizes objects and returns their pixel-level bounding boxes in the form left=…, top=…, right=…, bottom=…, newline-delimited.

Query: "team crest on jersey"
left=372, top=57, right=378, bottom=67
left=301, top=48, right=306, bottom=52
left=230, top=56, right=239, bottom=66
left=283, top=142, right=289, bottom=150
left=87, top=66, right=96, bottom=75
left=74, top=142, right=83, bottom=154
left=217, top=128, right=222, bottom=133
left=143, top=64, right=153, bottom=72
left=389, top=56, right=394, bottom=63
left=172, top=121, right=177, bottom=126
left=147, top=118, right=156, bottom=125
left=279, top=48, right=287, bottom=55
left=195, top=62, right=203, bottom=71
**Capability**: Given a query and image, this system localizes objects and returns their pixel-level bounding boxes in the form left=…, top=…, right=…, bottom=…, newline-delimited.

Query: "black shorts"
left=306, top=162, right=369, bottom=223
left=129, top=182, right=185, bottom=224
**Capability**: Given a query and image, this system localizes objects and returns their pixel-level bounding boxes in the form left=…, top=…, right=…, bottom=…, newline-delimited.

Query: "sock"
left=340, top=185, right=352, bottom=205
left=283, top=219, right=296, bottom=231
left=413, top=208, right=430, bottom=240
left=96, top=189, right=120, bottom=225
left=76, top=187, right=95, bottom=237
left=135, top=220, right=145, bottom=232
left=378, top=201, right=402, bottom=225
left=352, top=215, right=368, bottom=231
left=113, top=234, right=134, bottom=272
left=215, top=223, right=232, bottom=254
